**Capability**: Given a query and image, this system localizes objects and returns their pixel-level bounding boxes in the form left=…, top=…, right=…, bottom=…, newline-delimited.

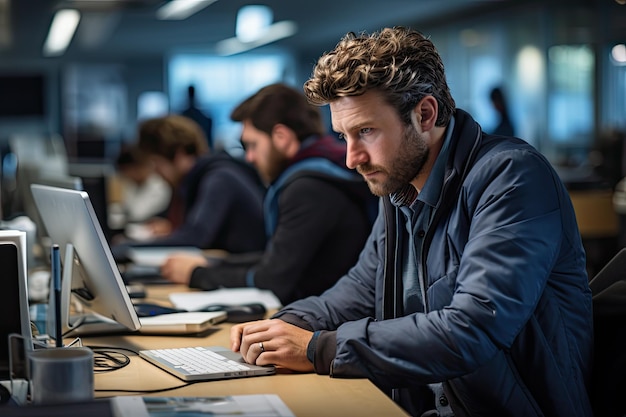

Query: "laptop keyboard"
left=141, top=346, right=251, bottom=376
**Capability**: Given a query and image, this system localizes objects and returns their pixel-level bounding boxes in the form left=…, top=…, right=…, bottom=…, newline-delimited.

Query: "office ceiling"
left=0, top=0, right=509, bottom=62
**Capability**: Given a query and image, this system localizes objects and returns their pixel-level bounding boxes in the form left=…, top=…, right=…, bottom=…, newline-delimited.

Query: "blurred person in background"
left=489, top=86, right=515, bottom=137
left=112, top=114, right=266, bottom=260
left=114, top=143, right=172, bottom=225
left=160, top=83, right=377, bottom=305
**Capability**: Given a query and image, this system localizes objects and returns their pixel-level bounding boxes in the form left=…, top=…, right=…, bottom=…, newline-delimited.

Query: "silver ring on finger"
left=259, top=342, right=265, bottom=353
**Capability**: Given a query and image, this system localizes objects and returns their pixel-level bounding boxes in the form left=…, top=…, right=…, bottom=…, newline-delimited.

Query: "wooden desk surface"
left=84, top=285, right=409, bottom=417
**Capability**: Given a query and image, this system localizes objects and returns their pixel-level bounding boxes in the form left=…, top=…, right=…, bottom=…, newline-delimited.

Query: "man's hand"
left=144, top=217, right=173, bottom=237
left=161, top=253, right=210, bottom=284
left=231, top=319, right=315, bottom=372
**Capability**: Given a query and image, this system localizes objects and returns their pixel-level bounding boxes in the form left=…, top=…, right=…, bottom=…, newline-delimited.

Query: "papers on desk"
left=169, top=288, right=282, bottom=311
left=111, top=394, right=295, bottom=417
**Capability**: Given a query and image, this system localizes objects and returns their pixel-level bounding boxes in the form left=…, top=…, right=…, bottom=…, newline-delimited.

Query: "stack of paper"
left=169, top=288, right=282, bottom=311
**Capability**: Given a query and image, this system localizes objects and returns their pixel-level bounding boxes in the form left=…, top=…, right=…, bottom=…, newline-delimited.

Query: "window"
left=547, top=45, right=594, bottom=145
left=167, top=53, right=295, bottom=152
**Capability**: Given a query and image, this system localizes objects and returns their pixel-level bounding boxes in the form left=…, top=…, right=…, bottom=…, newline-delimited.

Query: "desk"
left=84, top=285, right=409, bottom=417
left=568, top=189, right=619, bottom=238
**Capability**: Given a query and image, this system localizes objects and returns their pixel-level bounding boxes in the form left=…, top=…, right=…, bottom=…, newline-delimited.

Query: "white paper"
left=138, top=311, right=226, bottom=326
left=169, top=288, right=282, bottom=311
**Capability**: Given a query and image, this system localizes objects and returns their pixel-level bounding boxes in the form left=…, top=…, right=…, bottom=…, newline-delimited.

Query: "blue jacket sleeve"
left=331, top=149, right=571, bottom=386
left=280, top=149, right=580, bottom=388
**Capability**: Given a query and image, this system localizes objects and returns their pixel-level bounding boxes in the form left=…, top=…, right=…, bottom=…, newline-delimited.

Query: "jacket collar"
left=381, top=108, right=483, bottom=319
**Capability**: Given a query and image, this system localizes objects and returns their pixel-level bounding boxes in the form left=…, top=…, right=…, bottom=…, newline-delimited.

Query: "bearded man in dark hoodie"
left=160, top=83, right=376, bottom=305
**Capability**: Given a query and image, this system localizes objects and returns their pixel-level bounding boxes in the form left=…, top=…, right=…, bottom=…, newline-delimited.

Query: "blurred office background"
left=0, top=0, right=625, bottom=275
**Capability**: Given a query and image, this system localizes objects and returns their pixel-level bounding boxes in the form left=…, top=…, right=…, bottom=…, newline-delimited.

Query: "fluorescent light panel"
left=236, top=5, right=273, bottom=43
left=156, top=0, right=218, bottom=20
left=43, top=9, right=81, bottom=57
left=216, top=20, right=298, bottom=56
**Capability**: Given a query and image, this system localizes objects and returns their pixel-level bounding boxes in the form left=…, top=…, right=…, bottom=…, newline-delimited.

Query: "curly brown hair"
left=303, top=26, right=455, bottom=127
left=137, top=114, right=208, bottom=161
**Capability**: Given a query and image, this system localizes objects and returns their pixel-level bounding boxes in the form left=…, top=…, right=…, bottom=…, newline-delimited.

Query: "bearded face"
left=356, top=123, right=429, bottom=196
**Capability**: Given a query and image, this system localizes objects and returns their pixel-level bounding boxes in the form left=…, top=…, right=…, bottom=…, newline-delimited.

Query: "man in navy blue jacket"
left=229, top=28, right=593, bottom=417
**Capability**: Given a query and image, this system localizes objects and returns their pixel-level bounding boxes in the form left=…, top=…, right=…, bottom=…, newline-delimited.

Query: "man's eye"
left=360, top=128, right=372, bottom=135
left=337, top=133, right=346, bottom=140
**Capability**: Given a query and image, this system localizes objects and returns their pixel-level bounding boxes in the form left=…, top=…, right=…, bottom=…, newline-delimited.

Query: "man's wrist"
left=308, top=330, right=336, bottom=375
left=306, top=330, right=321, bottom=363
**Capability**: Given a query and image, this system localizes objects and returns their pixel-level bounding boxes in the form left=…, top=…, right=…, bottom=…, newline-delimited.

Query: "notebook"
left=139, top=346, right=275, bottom=382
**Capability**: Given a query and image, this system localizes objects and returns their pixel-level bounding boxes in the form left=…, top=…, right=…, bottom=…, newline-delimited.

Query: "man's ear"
left=271, top=123, right=296, bottom=153
left=411, top=96, right=438, bottom=132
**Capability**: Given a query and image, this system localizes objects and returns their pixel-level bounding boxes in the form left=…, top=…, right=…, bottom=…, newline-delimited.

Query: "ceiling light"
left=236, top=5, right=273, bottom=43
left=611, top=44, right=626, bottom=65
left=216, top=20, right=298, bottom=56
left=156, top=0, right=218, bottom=20
left=43, top=9, right=81, bottom=57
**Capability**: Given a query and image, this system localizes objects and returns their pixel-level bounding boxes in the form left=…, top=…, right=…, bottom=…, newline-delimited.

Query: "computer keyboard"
left=149, top=347, right=249, bottom=374
left=138, top=346, right=275, bottom=381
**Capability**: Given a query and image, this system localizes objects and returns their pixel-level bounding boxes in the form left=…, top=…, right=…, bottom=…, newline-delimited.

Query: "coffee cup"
left=29, top=347, right=94, bottom=404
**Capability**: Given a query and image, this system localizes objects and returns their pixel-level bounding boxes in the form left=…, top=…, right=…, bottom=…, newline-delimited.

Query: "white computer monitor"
left=29, top=184, right=141, bottom=336
left=31, top=173, right=83, bottom=248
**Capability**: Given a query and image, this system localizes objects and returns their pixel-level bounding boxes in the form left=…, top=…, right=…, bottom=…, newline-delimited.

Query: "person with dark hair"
left=159, top=83, right=376, bottom=306
left=489, top=86, right=515, bottom=136
left=229, top=28, right=592, bottom=417
left=181, top=85, right=214, bottom=150
left=119, top=114, right=266, bottom=253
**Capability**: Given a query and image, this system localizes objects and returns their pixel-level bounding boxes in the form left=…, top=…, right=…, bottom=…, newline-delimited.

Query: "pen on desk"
left=51, top=244, right=63, bottom=347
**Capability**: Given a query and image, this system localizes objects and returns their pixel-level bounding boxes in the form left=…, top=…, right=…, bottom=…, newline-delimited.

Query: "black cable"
left=61, top=316, right=87, bottom=338
left=86, top=345, right=200, bottom=393
left=86, top=345, right=138, bottom=373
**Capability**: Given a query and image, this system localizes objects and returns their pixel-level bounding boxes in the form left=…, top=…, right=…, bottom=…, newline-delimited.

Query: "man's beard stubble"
left=263, top=144, right=291, bottom=184
left=357, top=125, right=429, bottom=197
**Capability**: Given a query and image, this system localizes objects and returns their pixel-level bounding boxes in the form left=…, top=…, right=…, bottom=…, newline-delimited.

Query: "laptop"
left=137, top=311, right=226, bottom=334
left=127, top=246, right=203, bottom=267
left=65, top=310, right=227, bottom=337
left=139, top=346, right=276, bottom=382
left=120, top=246, right=203, bottom=285
left=588, top=247, right=626, bottom=296
left=589, top=247, right=626, bottom=317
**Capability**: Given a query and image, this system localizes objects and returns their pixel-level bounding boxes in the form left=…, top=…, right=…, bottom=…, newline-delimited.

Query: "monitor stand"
left=47, top=244, right=128, bottom=338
